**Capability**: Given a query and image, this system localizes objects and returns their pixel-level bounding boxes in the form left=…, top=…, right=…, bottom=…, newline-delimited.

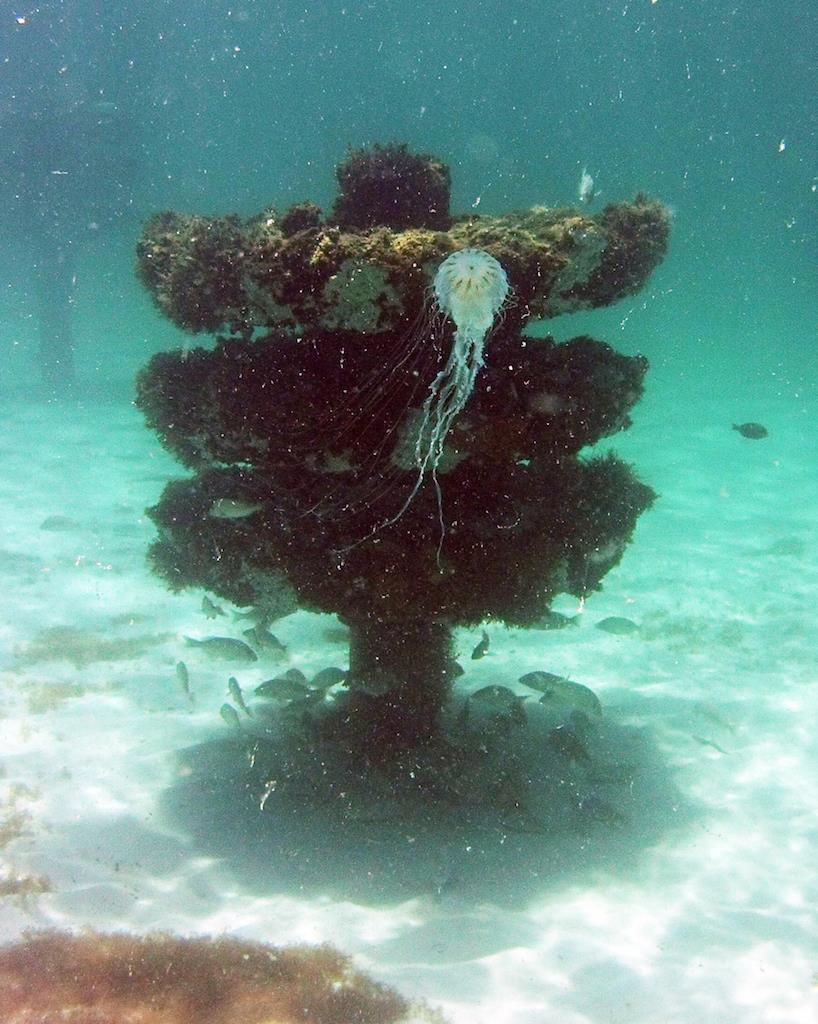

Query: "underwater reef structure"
left=136, top=143, right=668, bottom=753
left=0, top=929, right=443, bottom=1023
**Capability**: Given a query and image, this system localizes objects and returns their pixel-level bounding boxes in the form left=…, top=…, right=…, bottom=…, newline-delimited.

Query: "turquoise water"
left=1, top=3, right=816, bottom=1022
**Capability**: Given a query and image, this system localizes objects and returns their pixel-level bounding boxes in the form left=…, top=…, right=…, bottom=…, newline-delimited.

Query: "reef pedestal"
left=135, top=144, right=669, bottom=756
left=343, top=618, right=455, bottom=748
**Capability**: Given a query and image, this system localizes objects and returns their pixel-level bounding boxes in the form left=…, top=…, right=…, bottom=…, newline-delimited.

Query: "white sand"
left=0, top=393, right=816, bottom=1023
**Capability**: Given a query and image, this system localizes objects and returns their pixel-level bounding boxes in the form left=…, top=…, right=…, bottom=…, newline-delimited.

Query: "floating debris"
left=184, top=636, right=258, bottom=662
left=470, top=629, right=490, bottom=660
left=578, top=166, right=598, bottom=205
left=201, top=595, right=226, bottom=619
left=732, top=421, right=768, bottom=439
left=219, top=703, right=242, bottom=729
left=227, top=676, right=252, bottom=717
left=595, top=616, right=639, bottom=636
left=520, top=672, right=603, bottom=718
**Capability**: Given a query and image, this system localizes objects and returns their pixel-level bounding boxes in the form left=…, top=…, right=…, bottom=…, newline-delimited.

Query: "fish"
left=242, top=624, right=287, bottom=654
left=547, top=724, right=591, bottom=763
left=175, top=660, right=193, bottom=705
left=208, top=497, right=264, bottom=519
left=470, top=629, right=490, bottom=660
left=530, top=610, right=580, bottom=631
left=255, top=670, right=310, bottom=701
left=691, top=735, right=730, bottom=754
left=519, top=672, right=603, bottom=718
left=468, top=685, right=529, bottom=725
left=595, top=616, right=639, bottom=636
left=578, top=166, right=598, bottom=205
left=310, top=666, right=348, bottom=690
left=227, top=676, right=252, bottom=716
left=184, top=636, right=258, bottom=662
left=219, top=702, right=242, bottom=729
left=468, top=684, right=522, bottom=706
left=732, top=422, right=768, bottom=439
left=572, top=794, right=627, bottom=828
left=201, top=596, right=226, bottom=619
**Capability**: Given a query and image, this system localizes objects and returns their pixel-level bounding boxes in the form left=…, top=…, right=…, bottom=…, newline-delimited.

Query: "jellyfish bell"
left=433, top=248, right=509, bottom=336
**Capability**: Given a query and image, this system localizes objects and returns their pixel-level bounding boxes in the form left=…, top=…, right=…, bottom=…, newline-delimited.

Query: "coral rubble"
left=136, top=144, right=667, bottom=752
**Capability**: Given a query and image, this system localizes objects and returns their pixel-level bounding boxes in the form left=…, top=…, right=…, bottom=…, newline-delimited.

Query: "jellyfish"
left=384, top=248, right=510, bottom=533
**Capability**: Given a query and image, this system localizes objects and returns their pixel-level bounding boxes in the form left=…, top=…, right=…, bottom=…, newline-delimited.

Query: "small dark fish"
left=255, top=669, right=309, bottom=701
left=39, top=515, right=80, bottom=532
left=175, top=660, right=193, bottom=704
left=521, top=673, right=603, bottom=718
left=209, top=497, right=263, bottom=519
left=595, top=616, right=639, bottom=636
left=233, top=606, right=271, bottom=625
left=227, top=676, right=252, bottom=716
left=433, top=865, right=460, bottom=901
left=547, top=725, right=591, bottom=763
left=311, top=666, right=348, bottom=690
left=469, top=685, right=528, bottom=725
left=530, top=610, right=581, bottom=631
left=519, top=670, right=569, bottom=691
left=243, top=624, right=287, bottom=654
left=732, top=422, right=768, bottom=439
left=219, top=703, right=242, bottom=729
left=757, top=537, right=805, bottom=557
left=202, top=596, right=226, bottom=619
left=184, top=636, right=258, bottom=662
left=471, top=629, right=490, bottom=660
left=692, top=735, right=730, bottom=754
left=572, top=794, right=628, bottom=828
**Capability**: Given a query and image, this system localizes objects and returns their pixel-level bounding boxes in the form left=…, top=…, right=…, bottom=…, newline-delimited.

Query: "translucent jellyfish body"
left=387, top=248, right=510, bottom=534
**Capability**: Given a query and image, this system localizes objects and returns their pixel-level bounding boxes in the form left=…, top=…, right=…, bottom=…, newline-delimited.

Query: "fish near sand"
left=175, top=660, right=194, bottom=706
left=468, top=685, right=528, bottom=726
left=227, top=676, right=252, bottom=717
left=548, top=724, right=591, bottom=763
left=470, top=630, right=490, bottom=660
left=732, top=422, right=768, bottom=440
left=242, top=624, right=287, bottom=655
left=184, top=636, right=258, bottom=662
left=311, top=666, right=348, bottom=690
left=201, top=596, right=226, bottom=619
left=220, top=702, right=242, bottom=729
left=530, top=610, right=580, bottom=631
left=519, top=671, right=603, bottom=718
left=255, top=669, right=310, bottom=701
left=595, top=616, right=639, bottom=636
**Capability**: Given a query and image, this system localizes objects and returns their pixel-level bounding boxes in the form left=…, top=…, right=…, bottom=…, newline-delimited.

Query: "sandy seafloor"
left=0, top=383, right=816, bottom=1024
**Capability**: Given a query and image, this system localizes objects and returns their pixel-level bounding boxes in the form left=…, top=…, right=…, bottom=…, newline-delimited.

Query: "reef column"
left=344, top=617, right=455, bottom=747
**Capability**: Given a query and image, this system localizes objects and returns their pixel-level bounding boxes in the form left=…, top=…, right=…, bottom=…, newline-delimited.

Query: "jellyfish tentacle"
left=373, top=250, right=509, bottom=542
